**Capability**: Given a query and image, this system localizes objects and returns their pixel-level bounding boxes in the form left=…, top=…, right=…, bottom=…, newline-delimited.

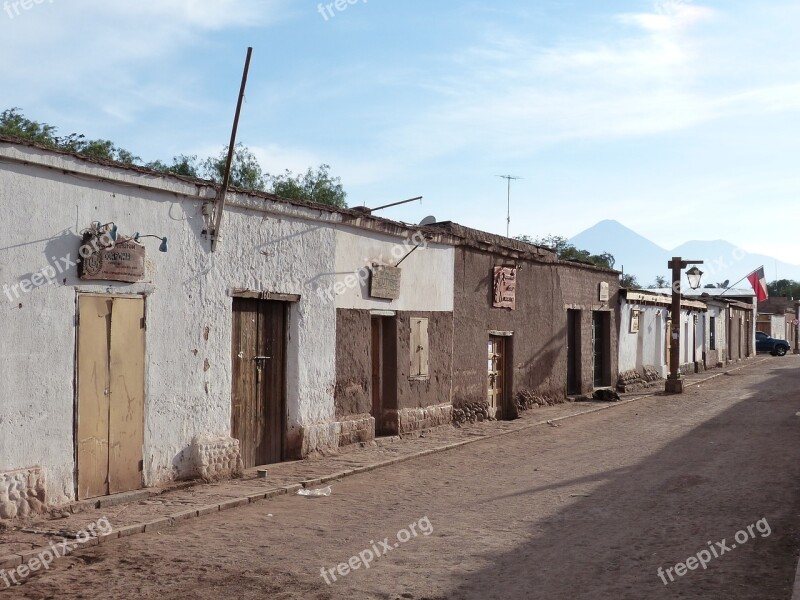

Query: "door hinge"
left=140, top=316, right=146, bottom=330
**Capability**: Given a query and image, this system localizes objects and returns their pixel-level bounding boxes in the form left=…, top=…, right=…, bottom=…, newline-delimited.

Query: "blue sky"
left=2, top=0, right=799, bottom=259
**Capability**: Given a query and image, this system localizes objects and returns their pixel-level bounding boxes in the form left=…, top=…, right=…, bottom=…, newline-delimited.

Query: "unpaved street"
left=6, top=359, right=800, bottom=599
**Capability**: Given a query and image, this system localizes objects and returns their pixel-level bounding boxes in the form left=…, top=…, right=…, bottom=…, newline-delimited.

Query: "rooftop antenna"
left=497, top=175, right=522, bottom=238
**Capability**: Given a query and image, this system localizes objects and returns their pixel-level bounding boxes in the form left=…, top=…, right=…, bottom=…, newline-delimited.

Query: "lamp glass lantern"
left=686, top=266, right=704, bottom=290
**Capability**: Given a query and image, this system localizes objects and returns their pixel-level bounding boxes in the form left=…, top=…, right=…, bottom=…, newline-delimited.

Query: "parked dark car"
left=755, top=331, right=791, bottom=356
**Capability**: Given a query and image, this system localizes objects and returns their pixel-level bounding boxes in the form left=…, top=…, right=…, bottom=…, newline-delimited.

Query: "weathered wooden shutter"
left=410, top=317, right=429, bottom=378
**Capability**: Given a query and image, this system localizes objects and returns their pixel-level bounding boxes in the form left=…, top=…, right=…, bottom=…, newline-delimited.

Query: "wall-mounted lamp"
left=133, top=233, right=168, bottom=253
left=88, top=223, right=168, bottom=253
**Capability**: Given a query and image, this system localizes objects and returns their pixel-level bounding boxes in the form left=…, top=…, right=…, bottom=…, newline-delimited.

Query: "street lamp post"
left=665, top=257, right=704, bottom=394
left=795, top=301, right=800, bottom=355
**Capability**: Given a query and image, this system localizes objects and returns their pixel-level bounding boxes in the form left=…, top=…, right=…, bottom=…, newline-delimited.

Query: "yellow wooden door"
left=77, top=296, right=112, bottom=500
left=77, top=295, right=145, bottom=499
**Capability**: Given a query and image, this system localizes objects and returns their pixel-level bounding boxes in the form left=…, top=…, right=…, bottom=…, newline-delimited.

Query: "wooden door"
left=371, top=317, right=384, bottom=435
left=231, top=299, right=287, bottom=468
left=488, top=336, right=505, bottom=418
left=566, top=310, right=580, bottom=395
left=77, top=295, right=145, bottom=500
left=592, top=311, right=609, bottom=388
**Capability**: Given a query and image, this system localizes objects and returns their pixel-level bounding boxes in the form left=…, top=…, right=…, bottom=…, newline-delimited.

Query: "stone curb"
left=0, top=359, right=769, bottom=579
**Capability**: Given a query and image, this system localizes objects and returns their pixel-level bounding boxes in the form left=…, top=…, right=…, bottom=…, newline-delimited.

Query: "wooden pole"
left=211, top=47, right=253, bottom=252
left=665, top=257, right=704, bottom=394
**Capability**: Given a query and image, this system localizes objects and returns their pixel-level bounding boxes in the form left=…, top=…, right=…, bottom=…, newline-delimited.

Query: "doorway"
left=231, top=298, right=287, bottom=468
left=371, top=316, right=397, bottom=436
left=567, top=310, right=581, bottom=395
left=76, top=295, right=145, bottom=500
left=592, top=311, right=610, bottom=388
left=488, top=335, right=508, bottom=419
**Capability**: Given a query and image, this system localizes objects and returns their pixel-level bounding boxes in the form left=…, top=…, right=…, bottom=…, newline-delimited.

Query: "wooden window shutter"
left=410, top=317, right=429, bottom=378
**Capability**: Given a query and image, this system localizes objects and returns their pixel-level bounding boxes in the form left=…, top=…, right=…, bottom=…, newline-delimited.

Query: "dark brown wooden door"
left=371, top=316, right=398, bottom=436
left=567, top=310, right=580, bottom=395
left=592, top=311, right=610, bottom=388
left=232, top=299, right=287, bottom=468
left=371, top=317, right=383, bottom=432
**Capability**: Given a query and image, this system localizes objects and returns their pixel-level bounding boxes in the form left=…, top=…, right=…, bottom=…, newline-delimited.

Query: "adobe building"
left=428, top=223, right=620, bottom=422
left=691, top=289, right=757, bottom=363
left=617, top=289, right=707, bottom=391
left=330, top=215, right=456, bottom=443
left=757, top=296, right=798, bottom=349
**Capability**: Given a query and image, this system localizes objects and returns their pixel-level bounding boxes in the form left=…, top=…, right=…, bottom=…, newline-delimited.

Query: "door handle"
left=253, top=356, right=271, bottom=361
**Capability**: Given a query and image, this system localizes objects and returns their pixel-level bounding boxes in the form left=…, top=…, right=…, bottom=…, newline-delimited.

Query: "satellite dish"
left=419, top=215, right=437, bottom=226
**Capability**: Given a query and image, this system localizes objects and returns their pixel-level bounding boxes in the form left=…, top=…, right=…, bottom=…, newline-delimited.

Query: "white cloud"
left=368, top=0, right=800, bottom=174
left=0, top=0, right=289, bottom=128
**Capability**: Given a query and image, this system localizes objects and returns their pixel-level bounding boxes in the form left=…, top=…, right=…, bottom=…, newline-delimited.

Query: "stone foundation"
left=617, top=366, right=664, bottom=392
left=293, top=408, right=450, bottom=455
left=0, top=467, right=47, bottom=520
left=191, top=436, right=244, bottom=482
left=337, top=415, right=375, bottom=447
left=452, top=401, right=495, bottom=425
left=514, top=390, right=565, bottom=411
left=388, top=404, right=453, bottom=435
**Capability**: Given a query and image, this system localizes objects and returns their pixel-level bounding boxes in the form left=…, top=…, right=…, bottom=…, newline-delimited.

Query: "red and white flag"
left=747, top=267, right=769, bottom=302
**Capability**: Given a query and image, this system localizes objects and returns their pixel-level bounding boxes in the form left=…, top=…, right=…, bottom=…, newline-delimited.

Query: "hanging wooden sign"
left=370, top=265, right=401, bottom=300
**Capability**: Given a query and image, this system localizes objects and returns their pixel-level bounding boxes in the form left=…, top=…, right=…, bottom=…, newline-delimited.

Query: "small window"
left=410, top=317, right=429, bottom=379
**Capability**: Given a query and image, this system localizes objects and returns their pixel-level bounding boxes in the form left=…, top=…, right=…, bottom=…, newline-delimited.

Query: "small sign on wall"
left=80, top=239, right=146, bottom=283
left=630, top=309, right=641, bottom=333
left=599, top=282, right=610, bottom=303
left=493, top=267, right=517, bottom=310
left=370, top=265, right=401, bottom=300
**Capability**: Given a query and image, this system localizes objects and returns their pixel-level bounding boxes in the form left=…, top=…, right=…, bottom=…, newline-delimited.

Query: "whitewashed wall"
left=0, top=143, right=339, bottom=505
left=770, top=315, right=786, bottom=339
left=333, top=228, right=454, bottom=312
left=619, top=299, right=707, bottom=377
left=618, top=301, right=667, bottom=377
left=705, top=303, right=727, bottom=360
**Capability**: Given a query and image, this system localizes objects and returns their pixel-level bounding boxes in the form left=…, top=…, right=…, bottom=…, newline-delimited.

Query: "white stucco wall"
left=618, top=301, right=667, bottom=376
left=705, top=303, right=727, bottom=359
left=619, top=297, right=707, bottom=378
left=332, top=228, right=454, bottom=312
left=770, top=315, right=786, bottom=339
left=0, top=143, right=340, bottom=504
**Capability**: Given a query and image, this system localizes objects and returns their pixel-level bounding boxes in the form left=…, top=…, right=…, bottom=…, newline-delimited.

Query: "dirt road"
left=6, top=358, right=800, bottom=599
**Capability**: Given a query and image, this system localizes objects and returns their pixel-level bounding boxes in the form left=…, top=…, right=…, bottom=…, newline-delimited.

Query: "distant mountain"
left=570, top=220, right=800, bottom=287
left=570, top=220, right=665, bottom=281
